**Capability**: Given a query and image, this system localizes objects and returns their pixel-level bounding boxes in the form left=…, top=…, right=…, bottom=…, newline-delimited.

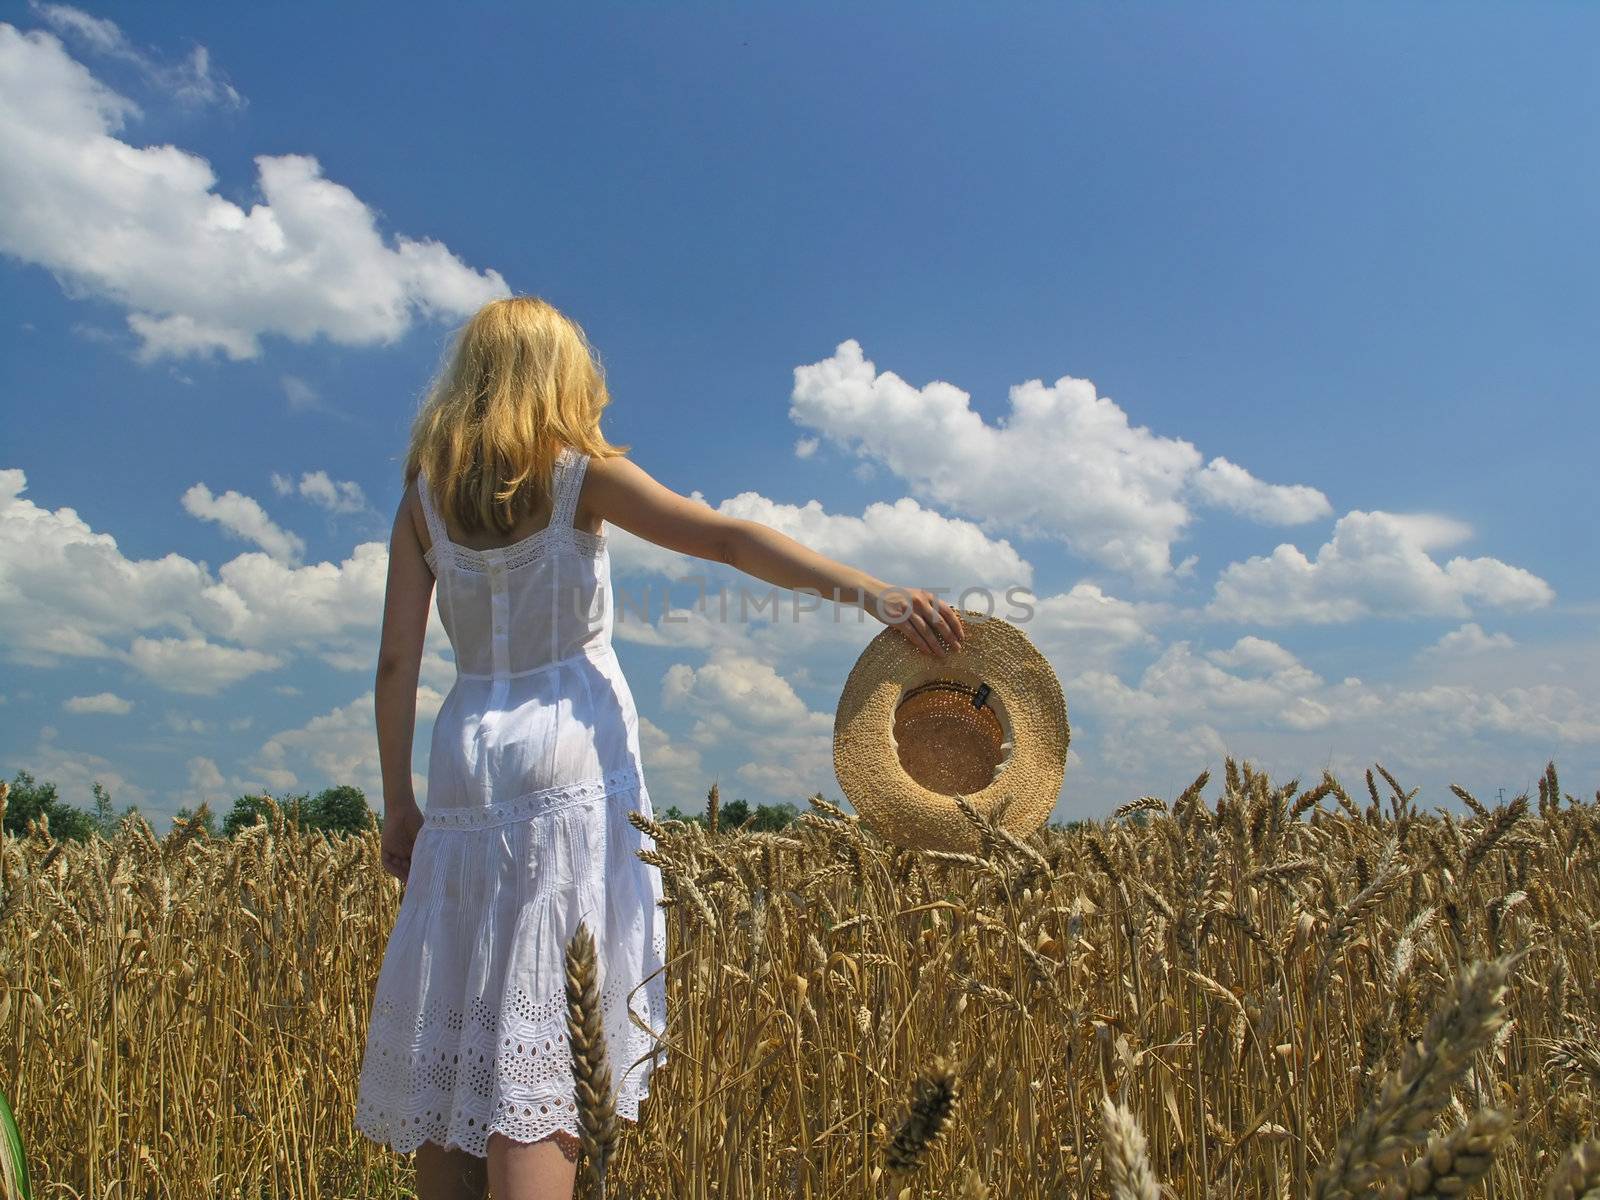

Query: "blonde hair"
left=402, top=296, right=628, bottom=536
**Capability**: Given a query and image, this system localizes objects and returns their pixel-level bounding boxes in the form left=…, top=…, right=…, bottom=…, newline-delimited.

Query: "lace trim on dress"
left=419, top=448, right=606, bottom=575
left=353, top=959, right=669, bottom=1159
left=422, top=766, right=644, bottom=830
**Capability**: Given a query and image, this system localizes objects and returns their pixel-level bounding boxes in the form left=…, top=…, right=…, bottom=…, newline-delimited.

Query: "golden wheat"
left=3, top=758, right=1599, bottom=1197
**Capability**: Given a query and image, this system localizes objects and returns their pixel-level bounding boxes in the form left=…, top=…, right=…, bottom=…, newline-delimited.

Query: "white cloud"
left=0, top=466, right=215, bottom=668
left=182, top=482, right=305, bottom=562
left=63, top=690, right=132, bottom=714
left=265, top=468, right=367, bottom=514
left=163, top=711, right=211, bottom=735
left=1421, top=622, right=1517, bottom=659
left=1206, top=635, right=1302, bottom=674
left=609, top=486, right=1030, bottom=605
left=251, top=686, right=443, bottom=800
left=789, top=340, right=1327, bottom=584
left=186, top=754, right=226, bottom=794
left=1056, top=630, right=1600, bottom=819
left=19, top=723, right=151, bottom=809
left=637, top=715, right=709, bottom=811
left=1191, top=456, right=1333, bottom=525
left=659, top=649, right=834, bottom=800
left=719, top=491, right=1031, bottom=602
left=196, top=541, right=388, bottom=653
left=1014, top=584, right=1165, bottom=672
left=1207, top=510, right=1554, bottom=625
left=0, top=24, right=507, bottom=362
left=124, top=635, right=282, bottom=694
left=0, top=466, right=453, bottom=692
left=294, top=470, right=368, bottom=514
left=794, top=436, right=819, bottom=460
left=28, top=2, right=242, bottom=107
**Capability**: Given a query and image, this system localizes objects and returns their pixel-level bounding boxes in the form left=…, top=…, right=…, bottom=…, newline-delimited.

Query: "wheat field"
left=2, top=759, right=1598, bottom=1200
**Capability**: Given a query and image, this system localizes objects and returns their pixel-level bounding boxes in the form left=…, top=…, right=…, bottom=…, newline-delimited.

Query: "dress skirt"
left=353, top=768, right=670, bottom=1158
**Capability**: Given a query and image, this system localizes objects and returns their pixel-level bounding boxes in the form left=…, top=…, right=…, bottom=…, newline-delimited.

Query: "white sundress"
left=354, top=445, right=670, bottom=1159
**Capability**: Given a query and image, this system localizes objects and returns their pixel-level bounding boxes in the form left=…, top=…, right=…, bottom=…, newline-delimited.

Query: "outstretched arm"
left=583, top=454, right=964, bottom=656
left=374, top=483, right=433, bottom=816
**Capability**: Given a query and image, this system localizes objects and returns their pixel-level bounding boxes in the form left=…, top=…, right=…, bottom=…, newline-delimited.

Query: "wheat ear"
left=1381, top=1107, right=1511, bottom=1198
left=1100, top=1095, right=1162, bottom=1200
left=883, top=1056, right=961, bottom=1173
left=1545, top=1138, right=1600, bottom=1200
left=1314, top=955, right=1514, bottom=1199
left=566, top=920, right=619, bottom=1190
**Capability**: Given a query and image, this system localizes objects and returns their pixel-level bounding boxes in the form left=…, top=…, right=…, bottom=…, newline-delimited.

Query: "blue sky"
left=2, top=1, right=1595, bottom=830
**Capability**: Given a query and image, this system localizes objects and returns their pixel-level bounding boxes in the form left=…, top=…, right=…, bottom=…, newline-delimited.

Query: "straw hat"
left=832, top=608, right=1069, bottom=854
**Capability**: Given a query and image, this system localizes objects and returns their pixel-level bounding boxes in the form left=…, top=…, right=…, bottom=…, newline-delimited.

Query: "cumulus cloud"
left=1420, top=622, right=1517, bottom=658
left=1207, top=510, right=1554, bottom=625
left=63, top=690, right=132, bottom=714
left=0, top=467, right=215, bottom=667
left=125, top=635, right=282, bottom=694
left=794, top=436, right=819, bottom=460
left=637, top=714, right=709, bottom=810
left=719, top=491, right=1031, bottom=594
left=1056, top=629, right=1600, bottom=819
left=1016, top=584, right=1166, bottom=672
left=1206, top=635, right=1302, bottom=674
left=789, top=340, right=1328, bottom=584
left=182, top=482, right=305, bottom=561
left=608, top=485, right=1030, bottom=602
left=250, top=686, right=443, bottom=799
left=0, top=466, right=445, bottom=690
left=660, top=649, right=834, bottom=797
left=0, top=23, right=507, bottom=362
left=1191, top=456, right=1333, bottom=525
left=18, top=723, right=151, bottom=808
left=269, top=469, right=368, bottom=514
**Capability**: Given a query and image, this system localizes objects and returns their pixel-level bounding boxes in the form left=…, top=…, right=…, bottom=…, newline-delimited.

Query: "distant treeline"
left=1, top=768, right=376, bottom=841
left=2, top=768, right=1088, bottom=842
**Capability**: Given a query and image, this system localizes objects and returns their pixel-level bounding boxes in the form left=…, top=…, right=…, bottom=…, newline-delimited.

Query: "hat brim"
left=833, top=609, right=1068, bottom=853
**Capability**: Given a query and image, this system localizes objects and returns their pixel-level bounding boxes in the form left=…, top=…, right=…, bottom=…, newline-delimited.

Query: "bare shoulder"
left=580, top=451, right=737, bottom=561
left=396, top=477, right=430, bottom=553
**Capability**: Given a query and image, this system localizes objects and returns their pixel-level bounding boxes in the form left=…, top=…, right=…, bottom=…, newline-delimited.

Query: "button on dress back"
left=354, top=444, right=670, bottom=1159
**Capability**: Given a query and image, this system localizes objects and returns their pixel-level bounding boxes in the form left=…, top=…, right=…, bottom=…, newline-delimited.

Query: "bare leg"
left=414, top=1139, right=489, bottom=1200
left=486, top=1129, right=580, bottom=1200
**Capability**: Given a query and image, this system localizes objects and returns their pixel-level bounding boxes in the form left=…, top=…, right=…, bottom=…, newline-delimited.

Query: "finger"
left=894, top=617, right=929, bottom=655
left=918, top=598, right=955, bottom=649
left=912, top=605, right=949, bottom=656
left=907, top=612, right=941, bottom=656
left=937, top=600, right=964, bottom=648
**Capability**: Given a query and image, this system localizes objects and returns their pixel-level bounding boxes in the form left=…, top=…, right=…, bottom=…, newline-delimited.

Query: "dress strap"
left=416, top=471, right=451, bottom=567
left=551, top=446, right=590, bottom=536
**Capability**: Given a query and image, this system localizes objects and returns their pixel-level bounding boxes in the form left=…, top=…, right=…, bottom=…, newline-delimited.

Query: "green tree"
left=749, top=801, right=800, bottom=832
left=91, top=781, right=117, bottom=838
left=650, top=797, right=801, bottom=834
left=1, top=769, right=97, bottom=842
left=222, top=792, right=280, bottom=836
left=309, top=784, right=375, bottom=836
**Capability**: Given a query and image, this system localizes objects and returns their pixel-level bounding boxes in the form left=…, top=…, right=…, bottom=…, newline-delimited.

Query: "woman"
left=354, top=295, right=963, bottom=1199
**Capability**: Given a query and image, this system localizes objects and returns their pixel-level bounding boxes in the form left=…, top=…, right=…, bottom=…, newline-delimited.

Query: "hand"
left=870, top=585, right=966, bottom=657
left=381, top=801, right=425, bottom=885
